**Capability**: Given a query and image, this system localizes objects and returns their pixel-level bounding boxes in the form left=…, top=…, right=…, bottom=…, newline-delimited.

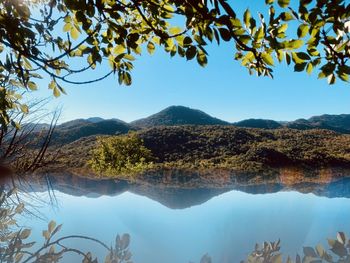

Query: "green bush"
left=89, top=133, right=154, bottom=176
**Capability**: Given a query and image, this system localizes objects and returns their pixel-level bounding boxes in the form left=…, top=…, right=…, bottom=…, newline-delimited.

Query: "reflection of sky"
left=21, top=190, right=350, bottom=263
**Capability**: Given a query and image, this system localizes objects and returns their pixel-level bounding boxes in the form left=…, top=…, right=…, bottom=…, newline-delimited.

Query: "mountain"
left=49, top=119, right=132, bottom=146
left=86, top=117, right=105, bottom=123
left=234, top=119, right=282, bottom=129
left=27, top=108, right=350, bottom=148
left=130, top=106, right=229, bottom=128
left=285, top=114, right=350, bottom=133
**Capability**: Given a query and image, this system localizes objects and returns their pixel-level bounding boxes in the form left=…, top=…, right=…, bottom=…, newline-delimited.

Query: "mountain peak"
left=130, top=105, right=229, bottom=128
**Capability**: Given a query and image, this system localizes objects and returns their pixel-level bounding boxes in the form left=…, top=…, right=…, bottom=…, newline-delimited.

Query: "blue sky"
left=28, top=1, right=350, bottom=123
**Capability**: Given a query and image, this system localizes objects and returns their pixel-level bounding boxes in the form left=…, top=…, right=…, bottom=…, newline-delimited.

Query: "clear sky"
left=28, top=1, right=350, bottom=124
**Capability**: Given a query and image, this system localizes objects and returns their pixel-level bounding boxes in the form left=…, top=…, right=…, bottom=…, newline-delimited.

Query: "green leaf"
left=328, top=74, right=336, bottom=84
left=306, top=63, right=313, bottom=75
left=285, top=52, right=291, bottom=65
left=147, top=42, right=155, bottom=55
left=287, top=40, right=303, bottom=49
left=114, top=45, right=126, bottom=54
left=183, top=36, right=193, bottom=46
left=307, top=48, right=320, bottom=56
left=63, top=22, right=71, bottom=32
left=295, top=52, right=310, bottom=61
left=186, top=46, right=197, bottom=60
left=243, top=9, right=251, bottom=28
left=239, top=35, right=251, bottom=44
left=70, top=26, right=80, bottom=40
left=230, top=18, right=242, bottom=28
left=297, top=24, right=309, bottom=38
left=123, top=54, right=135, bottom=61
left=294, top=62, right=307, bottom=72
left=48, top=80, right=56, bottom=90
left=27, top=81, right=37, bottom=91
left=53, top=87, right=60, bottom=97
left=197, top=51, right=208, bottom=67
left=277, top=24, right=288, bottom=34
left=57, top=83, right=67, bottom=95
left=261, top=53, right=274, bottom=66
left=123, top=72, right=132, bottom=85
left=318, top=71, right=326, bottom=79
left=169, top=27, right=182, bottom=35
left=276, top=50, right=284, bottom=63
left=254, top=27, right=264, bottom=41
left=218, top=28, right=231, bottom=41
left=281, top=12, right=294, bottom=21
left=278, top=0, right=290, bottom=8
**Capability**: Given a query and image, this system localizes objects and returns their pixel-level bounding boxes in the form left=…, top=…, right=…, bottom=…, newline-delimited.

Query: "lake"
left=3, top=174, right=350, bottom=263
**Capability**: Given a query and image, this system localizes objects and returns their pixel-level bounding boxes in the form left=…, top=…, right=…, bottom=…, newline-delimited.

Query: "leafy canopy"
left=89, top=133, right=154, bottom=175
left=0, top=0, right=349, bottom=127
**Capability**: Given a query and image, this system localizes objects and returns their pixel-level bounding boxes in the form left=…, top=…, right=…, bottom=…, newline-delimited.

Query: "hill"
left=49, top=119, right=132, bottom=146
left=234, top=119, right=282, bottom=129
left=27, top=108, right=350, bottom=148
left=286, top=114, right=350, bottom=133
left=48, top=126, right=350, bottom=177
left=130, top=106, right=229, bottom=128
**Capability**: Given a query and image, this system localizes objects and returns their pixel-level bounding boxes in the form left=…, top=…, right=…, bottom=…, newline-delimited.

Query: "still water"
left=9, top=175, right=350, bottom=262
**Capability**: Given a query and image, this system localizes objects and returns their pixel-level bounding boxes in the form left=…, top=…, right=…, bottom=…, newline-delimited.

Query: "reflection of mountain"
left=312, top=177, right=350, bottom=198
left=128, top=185, right=231, bottom=209
left=8, top=174, right=350, bottom=209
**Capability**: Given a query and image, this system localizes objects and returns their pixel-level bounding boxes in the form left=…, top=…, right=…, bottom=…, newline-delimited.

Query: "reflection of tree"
left=2, top=187, right=350, bottom=263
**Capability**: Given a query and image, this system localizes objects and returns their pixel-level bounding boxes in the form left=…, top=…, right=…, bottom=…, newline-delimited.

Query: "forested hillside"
left=47, top=126, right=350, bottom=177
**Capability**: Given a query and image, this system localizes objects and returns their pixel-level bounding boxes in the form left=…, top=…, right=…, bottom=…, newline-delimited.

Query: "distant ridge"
left=50, top=119, right=132, bottom=146
left=30, top=107, right=350, bottom=147
left=234, top=119, right=282, bottom=129
left=286, top=114, right=350, bottom=133
left=130, top=105, right=230, bottom=128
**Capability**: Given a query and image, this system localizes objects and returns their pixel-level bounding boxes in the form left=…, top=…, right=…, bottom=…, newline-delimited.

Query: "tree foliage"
left=89, top=133, right=154, bottom=175
left=56, top=126, right=350, bottom=177
left=0, top=0, right=349, bottom=126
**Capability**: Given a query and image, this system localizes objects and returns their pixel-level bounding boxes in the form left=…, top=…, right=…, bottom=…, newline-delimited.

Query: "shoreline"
left=32, top=165, right=350, bottom=189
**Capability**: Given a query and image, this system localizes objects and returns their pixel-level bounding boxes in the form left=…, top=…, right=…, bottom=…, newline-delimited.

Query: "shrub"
left=89, top=133, right=154, bottom=176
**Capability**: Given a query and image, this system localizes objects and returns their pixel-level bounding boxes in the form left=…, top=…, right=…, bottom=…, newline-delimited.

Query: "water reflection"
left=13, top=173, right=350, bottom=209
left=2, top=173, right=350, bottom=263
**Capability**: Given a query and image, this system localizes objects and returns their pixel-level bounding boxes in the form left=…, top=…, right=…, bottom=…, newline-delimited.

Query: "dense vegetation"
left=137, top=126, right=350, bottom=170
left=50, top=119, right=131, bottom=146
left=46, top=125, right=350, bottom=177
left=234, top=119, right=283, bottom=129
left=29, top=107, right=350, bottom=149
left=89, top=133, right=154, bottom=175
left=285, top=114, right=350, bottom=133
